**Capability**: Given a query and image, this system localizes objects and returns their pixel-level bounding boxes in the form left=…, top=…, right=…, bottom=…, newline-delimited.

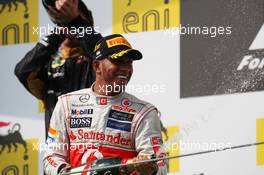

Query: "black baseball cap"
left=93, top=34, right=142, bottom=61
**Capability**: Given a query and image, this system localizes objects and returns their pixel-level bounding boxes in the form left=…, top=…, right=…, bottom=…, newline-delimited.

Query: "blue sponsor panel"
left=106, top=119, right=131, bottom=132
left=108, top=109, right=134, bottom=122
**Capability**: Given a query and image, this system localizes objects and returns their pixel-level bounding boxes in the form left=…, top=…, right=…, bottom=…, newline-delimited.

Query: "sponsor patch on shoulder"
left=48, top=127, right=58, bottom=137
left=46, top=128, right=59, bottom=144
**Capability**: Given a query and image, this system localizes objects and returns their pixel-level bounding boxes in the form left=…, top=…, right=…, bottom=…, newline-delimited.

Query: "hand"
left=55, top=0, right=79, bottom=22
left=124, top=155, right=158, bottom=175
left=47, top=0, right=79, bottom=25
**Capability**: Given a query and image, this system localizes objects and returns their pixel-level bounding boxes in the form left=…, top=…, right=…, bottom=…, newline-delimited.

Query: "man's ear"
left=92, top=60, right=101, bottom=73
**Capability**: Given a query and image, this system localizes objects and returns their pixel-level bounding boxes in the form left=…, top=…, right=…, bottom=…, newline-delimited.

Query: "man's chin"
left=114, top=79, right=129, bottom=86
left=111, top=81, right=126, bottom=92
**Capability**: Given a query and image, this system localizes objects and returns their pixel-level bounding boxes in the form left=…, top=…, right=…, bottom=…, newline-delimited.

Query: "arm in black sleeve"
left=67, top=15, right=103, bottom=55
left=14, top=34, right=64, bottom=100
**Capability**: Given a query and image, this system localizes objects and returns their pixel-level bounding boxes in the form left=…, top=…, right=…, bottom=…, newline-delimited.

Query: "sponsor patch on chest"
left=70, top=117, right=92, bottom=128
left=106, top=119, right=131, bottom=132
left=71, top=108, right=93, bottom=116
left=108, top=109, right=134, bottom=122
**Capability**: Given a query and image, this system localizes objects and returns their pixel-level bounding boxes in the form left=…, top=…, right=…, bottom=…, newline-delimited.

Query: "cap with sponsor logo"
left=93, top=34, right=142, bottom=61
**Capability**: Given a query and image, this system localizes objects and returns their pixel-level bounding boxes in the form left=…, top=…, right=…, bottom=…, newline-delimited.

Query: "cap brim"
left=109, top=49, right=142, bottom=61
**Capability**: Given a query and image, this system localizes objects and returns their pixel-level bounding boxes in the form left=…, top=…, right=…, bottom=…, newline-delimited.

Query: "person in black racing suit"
left=14, top=0, right=102, bottom=137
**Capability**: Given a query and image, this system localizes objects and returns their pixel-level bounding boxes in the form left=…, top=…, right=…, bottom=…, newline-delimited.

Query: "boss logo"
left=70, top=117, right=92, bottom=128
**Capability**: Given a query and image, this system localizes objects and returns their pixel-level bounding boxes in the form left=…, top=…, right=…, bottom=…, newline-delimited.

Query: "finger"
left=61, top=4, right=72, bottom=13
left=48, top=5, right=64, bottom=19
left=55, top=1, right=69, bottom=17
left=56, top=0, right=69, bottom=9
left=67, top=0, right=79, bottom=11
left=56, top=0, right=73, bottom=15
left=72, top=0, right=79, bottom=5
left=55, top=1, right=62, bottom=10
left=61, top=0, right=72, bottom=8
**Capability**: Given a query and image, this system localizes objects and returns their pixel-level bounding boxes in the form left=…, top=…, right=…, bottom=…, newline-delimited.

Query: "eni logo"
left=127, top=0, right=170, bottom=6
left=0, top=0, right=28, bottom=13
left=0, top=123, right=28, bottom=160
left=0, top=0, right=38, bottom=46
left=0, top=122, right=38, bottom=175
left=113, top=0, right=180, bottom=34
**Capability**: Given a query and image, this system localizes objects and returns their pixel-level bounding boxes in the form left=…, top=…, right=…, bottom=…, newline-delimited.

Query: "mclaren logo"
left=237, top=24, right=264, bottom=71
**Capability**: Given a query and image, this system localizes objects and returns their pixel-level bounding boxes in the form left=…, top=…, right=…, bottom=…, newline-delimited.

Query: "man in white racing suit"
left=43, top=34, right=167, bottom=175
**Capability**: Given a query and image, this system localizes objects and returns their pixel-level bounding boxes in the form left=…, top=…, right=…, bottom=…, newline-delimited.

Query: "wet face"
left=93, top=57, right=133, bottom=95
